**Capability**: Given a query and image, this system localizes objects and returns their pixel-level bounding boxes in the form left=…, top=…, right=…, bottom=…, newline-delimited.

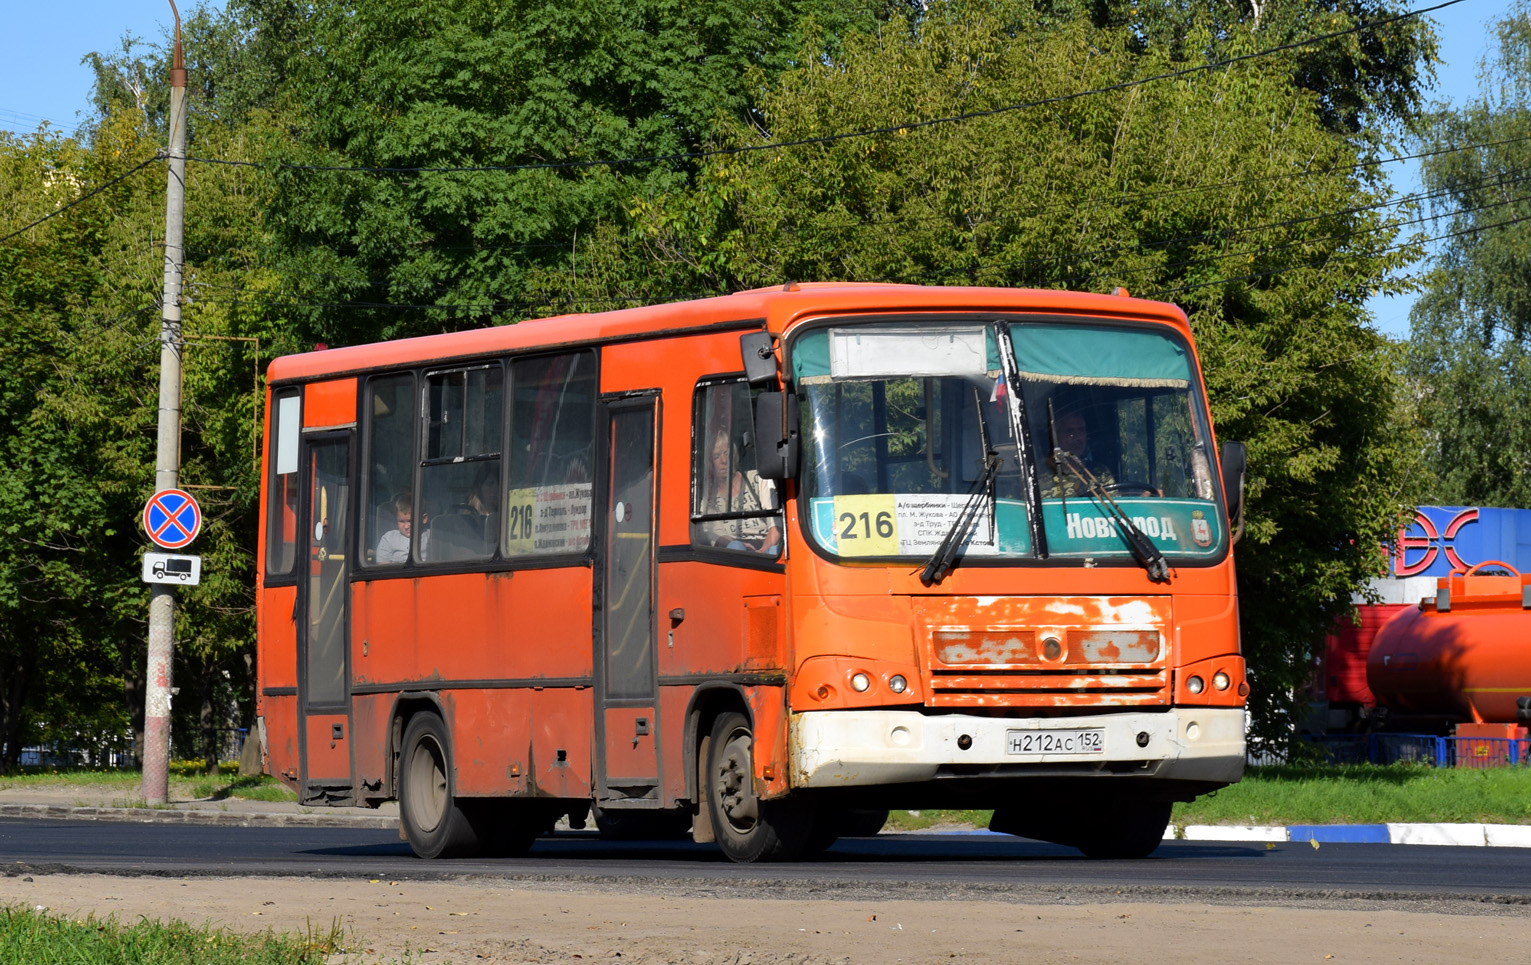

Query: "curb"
left=0, top=803, right=397, bottom=830
left=3, top=804, right=1528, bottom=847
left=1173, top=823, right=1531, bottom=847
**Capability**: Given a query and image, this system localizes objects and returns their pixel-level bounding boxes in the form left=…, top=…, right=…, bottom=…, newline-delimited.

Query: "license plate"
left=1006, top=728, right=1105, bottom=755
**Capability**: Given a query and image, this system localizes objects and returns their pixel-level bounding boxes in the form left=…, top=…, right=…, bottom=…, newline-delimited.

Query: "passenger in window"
left=1043, top=410, right=1116, bottom=497
left=376, top=493, right=427, bottom=563
left=700, top=431, right=781, bottom=554
left=465, top=466, right=500, bottom=553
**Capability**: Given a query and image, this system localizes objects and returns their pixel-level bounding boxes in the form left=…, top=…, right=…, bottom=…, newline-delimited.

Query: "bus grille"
left=914, top=598, right=1172, bottom=709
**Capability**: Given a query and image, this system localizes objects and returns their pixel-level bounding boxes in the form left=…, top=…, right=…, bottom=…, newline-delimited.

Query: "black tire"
left=804, top=815, right=839, bottom=854
left=462, top=800, right=543, bottom=857
left=398, top=713, right=480, bottom=859
left=805, top=807, right=888, bottom=853
left=839, top=808, right=889, bottom=838
left=705, top=711, right=810, bottom=862
left=592, top=805, right=692, bottom=841
left=1076, top=801, right=1173, bottom=859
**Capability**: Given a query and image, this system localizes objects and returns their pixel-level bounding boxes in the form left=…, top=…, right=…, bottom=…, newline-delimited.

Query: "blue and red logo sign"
left=142, top=489, right=202, bottom=550
left=1395, top=508, right=1478, bottom=576
left=1391, top=506, right=1531, bottom=578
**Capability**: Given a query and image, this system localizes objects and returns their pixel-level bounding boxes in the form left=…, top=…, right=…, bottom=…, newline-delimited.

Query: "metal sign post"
left=143, top=0, right=189, bottom=807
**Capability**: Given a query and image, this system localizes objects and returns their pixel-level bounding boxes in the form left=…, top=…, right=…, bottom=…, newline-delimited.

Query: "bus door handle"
left=633, top=717, right=649, bottom=747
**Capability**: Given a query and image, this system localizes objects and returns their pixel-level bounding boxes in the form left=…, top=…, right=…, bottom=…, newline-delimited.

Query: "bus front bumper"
left=789, top=707, right=1245, bottom=788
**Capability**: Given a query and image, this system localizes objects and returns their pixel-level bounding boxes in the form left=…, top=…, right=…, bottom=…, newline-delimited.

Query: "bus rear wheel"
left=399, top=713, right=479, bottom=859
left=462, top=800, right=543, bottom=857
left=705, top=711, right=809, bottom=862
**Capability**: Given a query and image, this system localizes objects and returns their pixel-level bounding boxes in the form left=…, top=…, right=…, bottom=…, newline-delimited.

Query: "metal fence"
left=16, top=727, right=248, bottom=770
left=1292, top=734, right=1529, bottom=768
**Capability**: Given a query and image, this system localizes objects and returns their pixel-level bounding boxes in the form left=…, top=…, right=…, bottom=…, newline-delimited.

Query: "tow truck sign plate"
left=1006, top=728, right=1105, bottom=755
left=142, top=552, right=202, bottom=585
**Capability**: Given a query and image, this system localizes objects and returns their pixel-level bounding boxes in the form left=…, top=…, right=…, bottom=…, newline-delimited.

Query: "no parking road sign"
left=142, top=489, right=202, bottom=549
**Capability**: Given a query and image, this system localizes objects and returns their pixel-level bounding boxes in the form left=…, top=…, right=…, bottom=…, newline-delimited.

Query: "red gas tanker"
left=1366, top=562, right=1531, bottom=728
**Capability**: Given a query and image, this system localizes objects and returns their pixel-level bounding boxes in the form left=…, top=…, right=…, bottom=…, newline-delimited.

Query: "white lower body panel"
left=789, top=707, right=1245, bottom=788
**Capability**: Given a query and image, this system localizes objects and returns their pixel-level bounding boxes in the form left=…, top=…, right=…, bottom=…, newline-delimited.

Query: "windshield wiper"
left=1047, top=402, right=1170, bottom=584
left=920, top=388, right=999, bottom=587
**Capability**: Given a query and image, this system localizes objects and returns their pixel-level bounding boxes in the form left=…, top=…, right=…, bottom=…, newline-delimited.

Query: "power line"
left=183, top=0, right=1462, bottom=177
left=1051, top=188, right=1531, bottom=293
left=185, top=195, right=1527, bottom=321
left=0, top=0, right=1474, bottom=251
left=187, top=130, right=1531, bottom=281
left=679, top=160, right=1519, bottom=294
left=1140, top=208, right=1531, bottom=302
left=182, top=168, right=1531, bottom=317
left=0, top=155, right=162, bottom=246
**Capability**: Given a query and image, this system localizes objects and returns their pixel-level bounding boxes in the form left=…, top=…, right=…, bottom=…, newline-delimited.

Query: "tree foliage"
left=251, top=0, right=889, bottom=347
left=1409, top=1, right=1531, bottom=507
left=1, top=0, right=1447, bottom=761
left=568, top=0, right=1425, bottom=747
left=0, top=97, right=276, bottom=771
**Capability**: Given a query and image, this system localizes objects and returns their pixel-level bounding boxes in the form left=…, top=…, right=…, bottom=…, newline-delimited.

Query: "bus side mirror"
left=1220, top=441, right=1246, bottom=545
left=740, top=332, right=778, bottom=387
left=753, top=391, right=799, bottom=481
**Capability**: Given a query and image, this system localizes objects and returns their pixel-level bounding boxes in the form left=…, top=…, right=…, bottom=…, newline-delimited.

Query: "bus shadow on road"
left=302, top=833, right=1269, bottom=865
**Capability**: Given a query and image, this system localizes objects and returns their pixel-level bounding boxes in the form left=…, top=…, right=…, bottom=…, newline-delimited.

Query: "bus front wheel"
left=399, top=713, right=479, bottom=859
left=705, top=711, right=809, bottom=862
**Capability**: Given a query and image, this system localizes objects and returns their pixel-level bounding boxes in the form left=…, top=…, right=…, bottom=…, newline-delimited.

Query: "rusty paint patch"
left=1070, top=629, right=1161, bottom=663
left=934, top=629, right=1036, bottom=665
left=912, top=596, right=1172, bottom=708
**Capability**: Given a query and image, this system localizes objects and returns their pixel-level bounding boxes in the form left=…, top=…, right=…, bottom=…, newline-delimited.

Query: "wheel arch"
left=386, top=691, right=447, bottom=801
left=682, top=683, right=751, bottom=806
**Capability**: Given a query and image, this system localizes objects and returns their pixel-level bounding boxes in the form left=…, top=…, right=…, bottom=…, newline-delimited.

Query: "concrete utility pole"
left=143, top=0, right=188, bottom=806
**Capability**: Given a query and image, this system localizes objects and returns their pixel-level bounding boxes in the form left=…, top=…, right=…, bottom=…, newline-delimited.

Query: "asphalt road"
left=2, top=818, right=1528, bottom=903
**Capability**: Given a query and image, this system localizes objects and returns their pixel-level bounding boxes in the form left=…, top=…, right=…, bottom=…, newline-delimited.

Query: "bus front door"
left=296, top=433, right=355, bottom=805
left=594, top=397, right=661, bottom=806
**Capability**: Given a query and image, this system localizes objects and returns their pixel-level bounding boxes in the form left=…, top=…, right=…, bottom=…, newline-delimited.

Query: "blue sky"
left=0, top=0, right=1515, bottom=339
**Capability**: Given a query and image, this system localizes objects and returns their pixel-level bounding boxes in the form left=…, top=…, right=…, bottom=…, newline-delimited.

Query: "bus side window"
left=504, top=351, right=596, bottom=557
left=420, top=364, right=503, bottom=562
left=264, top=389, right=301, bottom=577
left=362, top=373, right=416, bottom=566
left=691, top=380, right=782, bottom=557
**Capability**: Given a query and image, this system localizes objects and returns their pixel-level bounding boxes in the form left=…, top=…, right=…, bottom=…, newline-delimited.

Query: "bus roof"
left=264, top=284, right=1189, bottom=384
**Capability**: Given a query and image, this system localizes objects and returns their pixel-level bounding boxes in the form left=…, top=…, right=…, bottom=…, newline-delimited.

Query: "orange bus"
left=255, top=283, right=1248, bottom=861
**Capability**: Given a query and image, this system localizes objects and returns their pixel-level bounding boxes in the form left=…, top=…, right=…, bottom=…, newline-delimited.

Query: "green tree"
left=75, top=3, right=309, bottom=772
left=1409, top=1, right=1531, bottom=506
left=574, top=0, right=1425, bottom=748
left=0, top=95, right=277, bottom=773
left=0, top=116, right=158, bottom=770
left=247, top=0, right=886, bottom=348
left=1047, top=0, right=1438, bottom=137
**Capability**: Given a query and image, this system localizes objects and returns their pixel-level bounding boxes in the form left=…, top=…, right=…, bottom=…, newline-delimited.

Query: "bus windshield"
left=791, top=318, right=1225, bottom=565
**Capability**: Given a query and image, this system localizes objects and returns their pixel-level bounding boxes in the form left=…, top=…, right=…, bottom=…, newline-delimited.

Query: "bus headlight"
left=888, top=674, right=907, bottom=694
left=850, top=672, right=871, bottom=693
left=1213, top=672, right=1230, bottom=691
left=1186, top=675, right=1205, bottom=695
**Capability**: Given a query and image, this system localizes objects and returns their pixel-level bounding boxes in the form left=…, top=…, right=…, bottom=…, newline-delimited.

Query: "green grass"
left=885, top=808, right=994, bottom=832
left=0, top=764, right=297, bottom=804
left=885, top=764, right=1531, bottom=831
left=1172, top=763, right=1531, bottom=827
left=0, top=906, right=344, bottom=965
